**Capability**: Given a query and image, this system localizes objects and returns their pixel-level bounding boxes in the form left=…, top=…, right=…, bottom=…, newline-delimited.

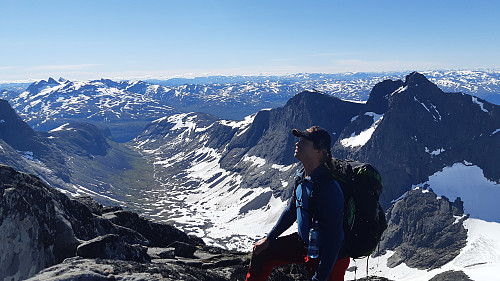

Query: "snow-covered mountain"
left=7, top=78, right=176, bottom=142
left=130, top=72, right=499, bottom=250
left=0, top=98, right=160, bottom=210
left=2, top=70, right=499, bottom=143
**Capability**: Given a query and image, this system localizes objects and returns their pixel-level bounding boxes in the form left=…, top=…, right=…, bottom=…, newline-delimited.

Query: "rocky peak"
left=47, top=77, right=58, bottom=85
left=336, top=72, right=500, bottom=208
left=26, top=78, right=60, bottom=95
left=379, top=188, right=468, bottom=270
left=389, top=72, right=444, bottom=107
left=365, top=79, right=404, bottom=114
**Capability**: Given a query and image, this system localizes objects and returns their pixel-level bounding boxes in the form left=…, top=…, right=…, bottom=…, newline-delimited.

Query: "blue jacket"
left=267, top=164, right=344, bottom=281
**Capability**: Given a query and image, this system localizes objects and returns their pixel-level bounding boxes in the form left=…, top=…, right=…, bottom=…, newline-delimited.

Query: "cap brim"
left=292, top=129, right=312, bottom=140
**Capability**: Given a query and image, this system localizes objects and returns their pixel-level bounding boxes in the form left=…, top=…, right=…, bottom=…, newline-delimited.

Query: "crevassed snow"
left=414, top=163, right=500, bottom=222
left=340, top=112, right=383, bottom=147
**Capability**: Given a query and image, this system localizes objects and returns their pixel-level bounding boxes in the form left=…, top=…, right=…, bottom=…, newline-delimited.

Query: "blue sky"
left=1, top=0, right=499, bottom=82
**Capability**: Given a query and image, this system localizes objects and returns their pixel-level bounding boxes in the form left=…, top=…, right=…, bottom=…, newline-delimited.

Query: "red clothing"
left=246, top=233, right=350, bottom=281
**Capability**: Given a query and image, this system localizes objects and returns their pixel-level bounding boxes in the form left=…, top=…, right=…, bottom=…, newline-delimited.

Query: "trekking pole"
left=366, top=256, right=369, bottom=277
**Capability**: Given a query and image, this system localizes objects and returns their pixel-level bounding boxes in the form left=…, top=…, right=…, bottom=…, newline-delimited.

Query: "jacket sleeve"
left=313, top=180, right=344, bottom=281
left=267, top=196, right=296, bottom=241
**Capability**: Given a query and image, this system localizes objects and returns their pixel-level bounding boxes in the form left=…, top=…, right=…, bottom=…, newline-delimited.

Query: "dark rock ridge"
left=0, top=99, right=70, bottom=181
left=44, top=122, right=111, bottom=157
left=333, top=72, right=500, bottom=208
left=379, top=187, right=468, bottom=270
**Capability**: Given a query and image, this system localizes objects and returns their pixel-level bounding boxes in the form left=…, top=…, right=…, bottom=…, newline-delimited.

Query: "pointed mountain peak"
left=27, top=78, right=60, bottom=94
left=390, top=72, right=443, bottom=101
left=404, top=71, right=440, bottom=91
left=47, top=77, right=58, bottom=84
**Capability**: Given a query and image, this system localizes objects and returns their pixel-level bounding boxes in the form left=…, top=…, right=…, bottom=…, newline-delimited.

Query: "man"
left=246, top=126, right=349, bottom=281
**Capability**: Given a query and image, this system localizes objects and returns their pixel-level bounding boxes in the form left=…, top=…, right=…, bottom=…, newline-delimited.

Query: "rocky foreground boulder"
left=0, top=164, right=251, bottom=281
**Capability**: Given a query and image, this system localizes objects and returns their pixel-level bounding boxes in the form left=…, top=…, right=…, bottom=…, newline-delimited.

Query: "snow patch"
left=271, top=163, right=294, bottom=172
left=472, top=96, right=488, bottom=113
left=168, top=113, right=197, bottom=131
left=425, top=147, right=445, bottom=156
left=49, top=123, right=71, bottom=132
left=17, top=150, right=40, bottom=162
left=344, top=218, right=500, bottom=281
left=340, top=112, right=383, bottom=148
left=393, top=85, right=408, bottom=95
left=242, top=155, right=266, bottom=168
left=414, top=97, right=442, bottom=121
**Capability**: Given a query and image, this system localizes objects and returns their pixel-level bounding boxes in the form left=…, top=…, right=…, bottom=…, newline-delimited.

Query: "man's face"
left=294, top=137, right=319, bottom=162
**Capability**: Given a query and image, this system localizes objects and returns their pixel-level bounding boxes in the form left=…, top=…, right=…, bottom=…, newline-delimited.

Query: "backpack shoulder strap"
left=293, top=168, right=305, bottom=200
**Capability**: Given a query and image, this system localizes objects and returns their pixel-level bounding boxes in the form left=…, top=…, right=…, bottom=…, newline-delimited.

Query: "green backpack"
left=327, top=157, right=387, bottom=258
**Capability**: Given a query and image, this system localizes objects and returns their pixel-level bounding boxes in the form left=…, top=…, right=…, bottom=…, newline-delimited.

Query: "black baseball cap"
left=292, top=126, right=331, bottom=150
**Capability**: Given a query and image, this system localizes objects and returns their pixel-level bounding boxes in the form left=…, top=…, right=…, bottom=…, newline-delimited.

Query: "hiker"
left=246, top=126, right=349, bottom=281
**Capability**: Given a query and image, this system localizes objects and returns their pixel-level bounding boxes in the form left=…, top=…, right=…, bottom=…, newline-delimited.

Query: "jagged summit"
left=365, top=79, right=404, bottom=114
left=392, top=71, right=444, bottom=101
left=47, top=77, right=58, bottom=84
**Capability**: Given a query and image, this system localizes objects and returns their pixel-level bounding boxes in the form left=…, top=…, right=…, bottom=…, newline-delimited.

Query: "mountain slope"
left=333, top=72, right=500, bottom=209
left=0, top=99, right=159, bottom=210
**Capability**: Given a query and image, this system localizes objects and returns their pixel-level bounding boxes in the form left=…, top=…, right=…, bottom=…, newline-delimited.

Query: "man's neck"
left=302, top=161, right=322, bottom=178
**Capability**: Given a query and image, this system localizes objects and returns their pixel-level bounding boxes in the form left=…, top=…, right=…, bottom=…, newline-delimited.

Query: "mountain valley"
left=1, top=70, right=499, bottom=280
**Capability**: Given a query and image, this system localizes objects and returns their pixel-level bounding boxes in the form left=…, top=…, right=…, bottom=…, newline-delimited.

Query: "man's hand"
left=253, top=237, right=270, bottom=256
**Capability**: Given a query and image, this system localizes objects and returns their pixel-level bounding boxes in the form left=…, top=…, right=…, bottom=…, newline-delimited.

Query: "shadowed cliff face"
left=0, top=165, right=211, bottom=280
left=333, top=72, right=500, bottom=209
left=379, top=188, right=467, bottom=270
